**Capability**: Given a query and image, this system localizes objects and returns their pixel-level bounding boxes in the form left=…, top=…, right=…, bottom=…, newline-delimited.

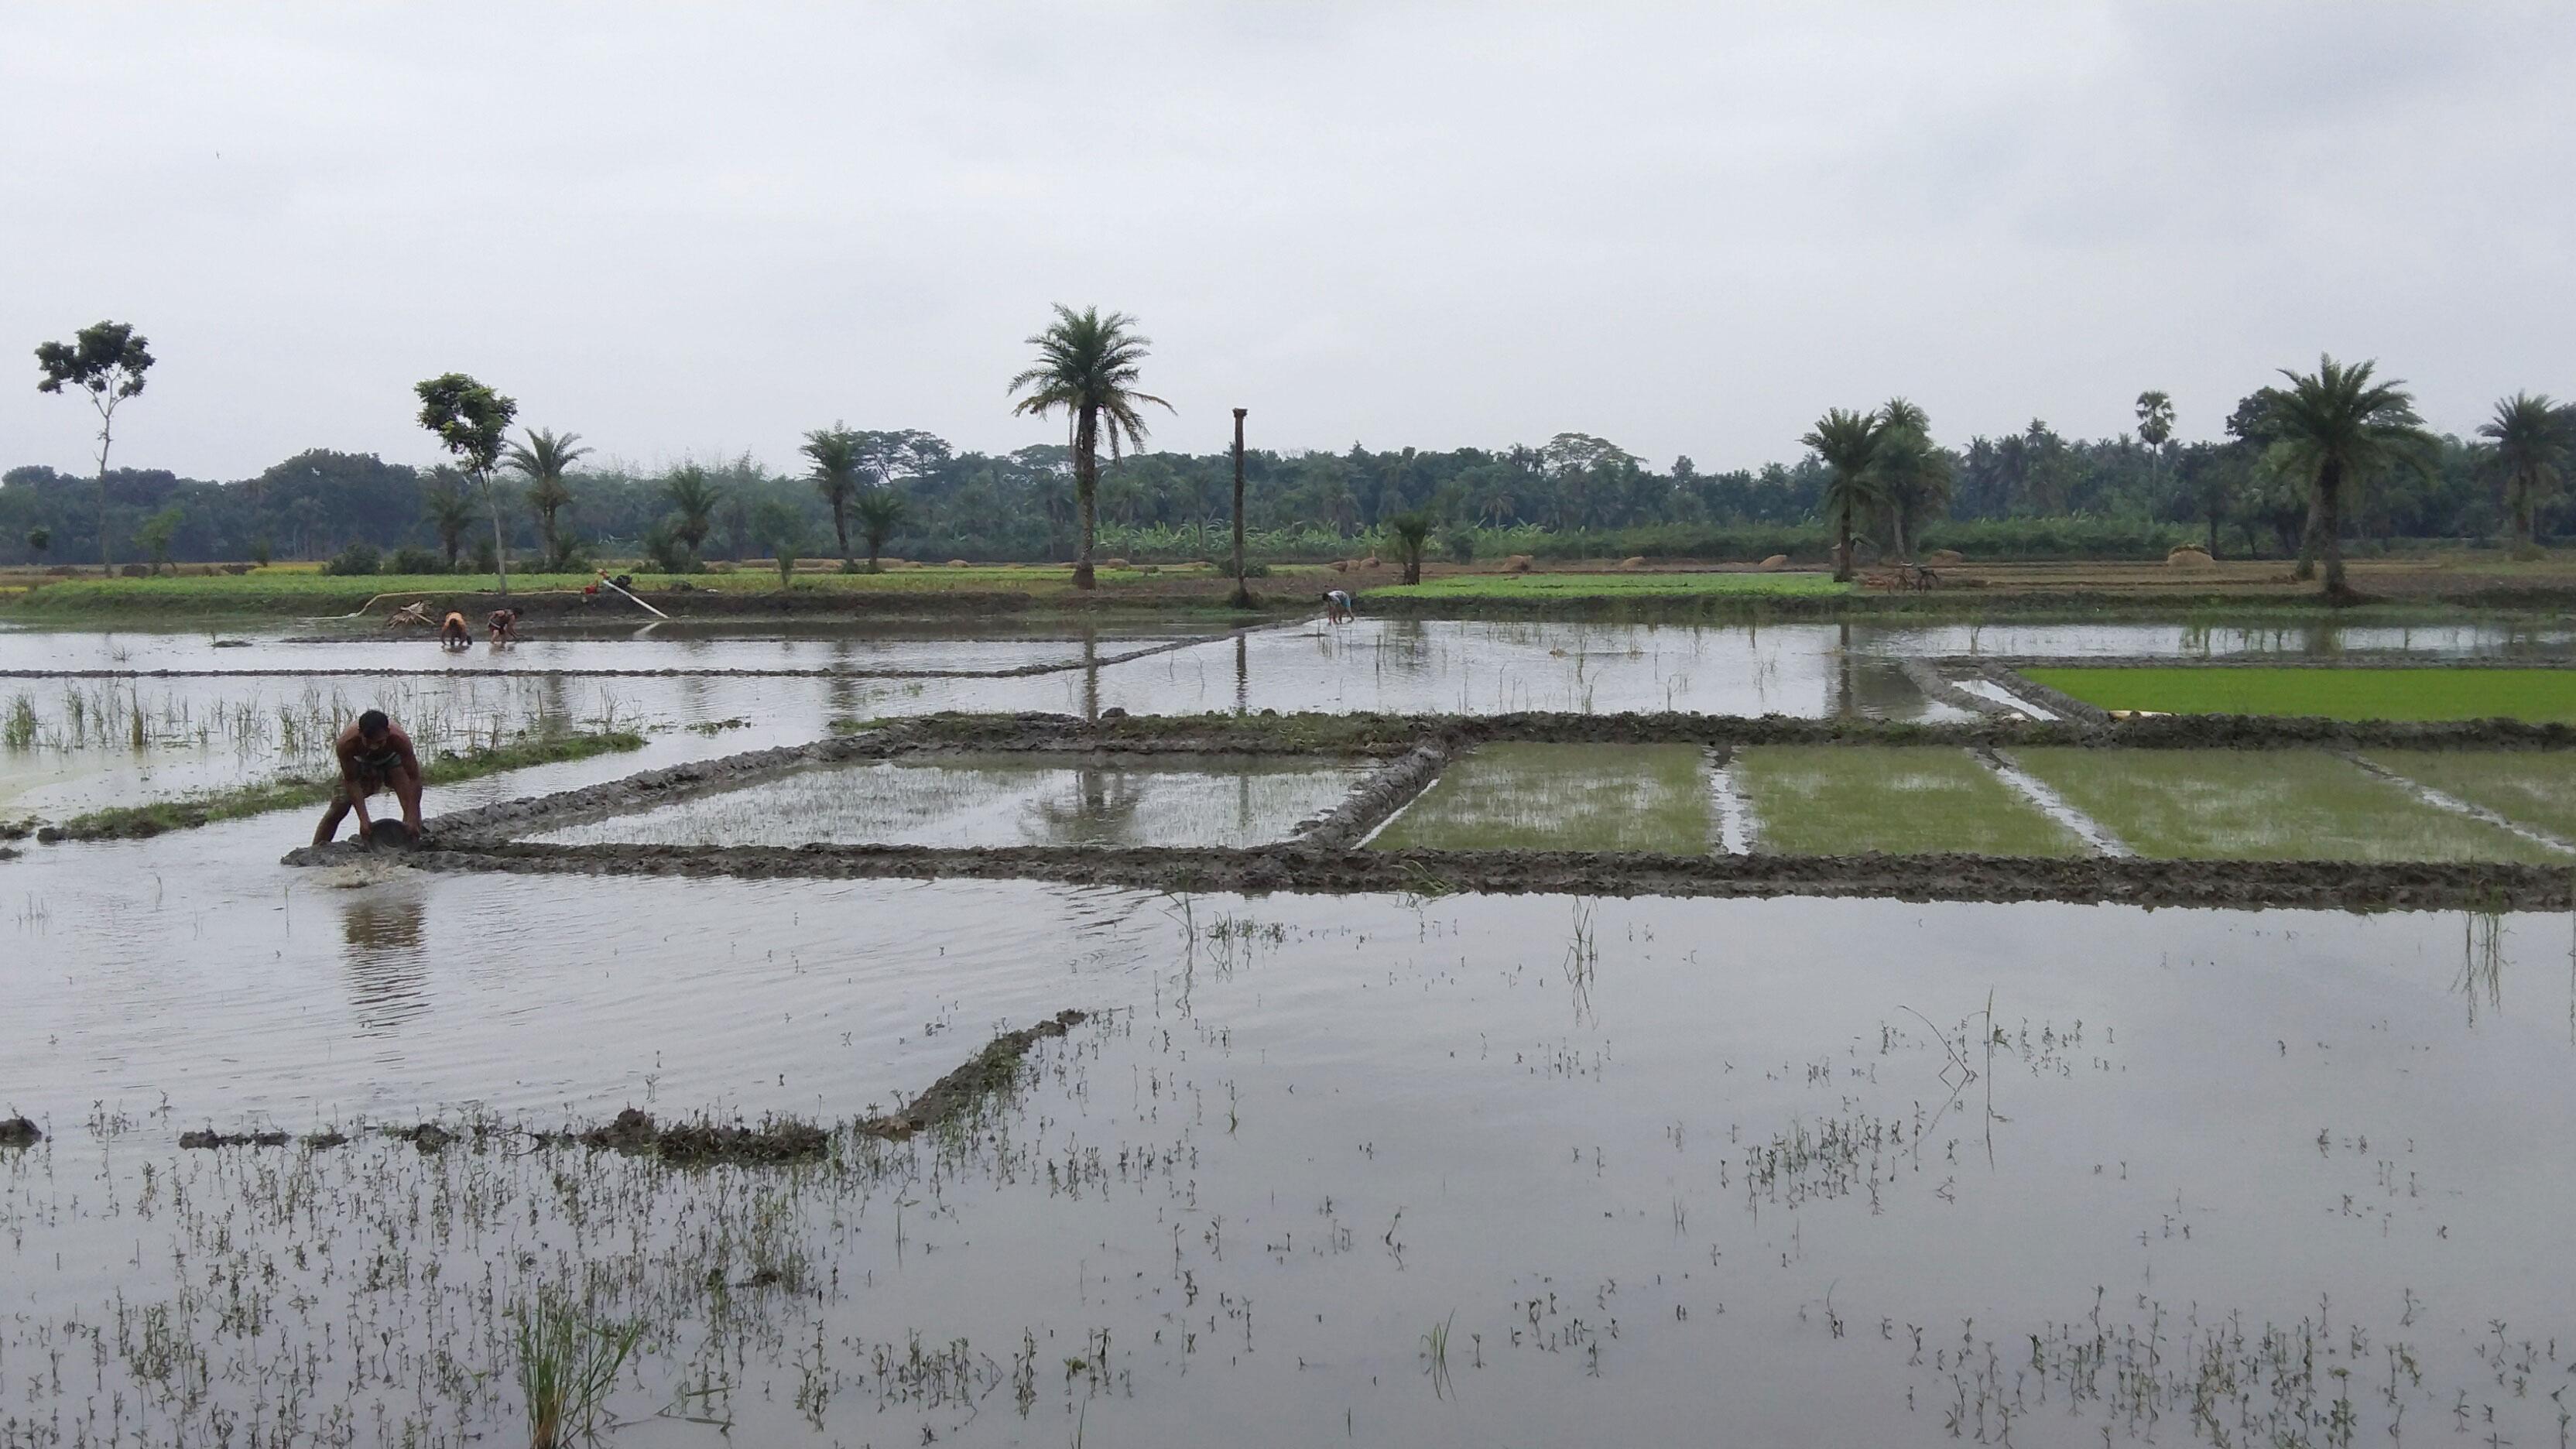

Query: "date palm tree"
left=2263, top=355, right=2434, bottom=601
left=503, top=427, right=591, bottom=570
left=1008, top=305, right=1170, bottom=588
left=801, top=425, right=863, bottom=570
left=851, top=488, right=906, bottom=573
left=1803, top=408, right=1887, bottom=582
left=1872, top=397, right=1951, bottom=563
left=661, top=464, right=720, bottom=570
left=2477, top=393, right=2569, bottom=557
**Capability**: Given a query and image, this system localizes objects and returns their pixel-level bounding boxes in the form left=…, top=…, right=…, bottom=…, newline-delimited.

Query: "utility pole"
left=1229, top=407, right=1251, bottom=608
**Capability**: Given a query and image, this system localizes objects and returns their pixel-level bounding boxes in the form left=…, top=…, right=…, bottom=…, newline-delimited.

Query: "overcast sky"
left=4, top=2, right=2571, bottom=481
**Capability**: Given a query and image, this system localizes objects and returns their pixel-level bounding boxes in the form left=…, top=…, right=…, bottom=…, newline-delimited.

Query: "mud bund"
left=283, top=710, right=2576, bottom=912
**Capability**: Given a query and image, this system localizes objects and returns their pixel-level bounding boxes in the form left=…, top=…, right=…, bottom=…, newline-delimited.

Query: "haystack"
left=1756, top=554, right=1790, bottom=570
left=1503, top=554, right=1534, bottom=573
left=1619, top=556, right=1647, bottom=569
left=2164, top=545, right=2214, bottom=569
left=1927, top=549, right=1965, bottom=565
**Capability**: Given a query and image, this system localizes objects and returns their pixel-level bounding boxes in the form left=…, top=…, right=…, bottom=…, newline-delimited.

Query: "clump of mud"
left=545, top=1105, right=828, bottom=1165
left=180, top=1128, right=288, bottom=1149
left=862, top=1009, right=1091, bottom=1141
left=303, top=1129, right=349, bottom=1149
left=387, top=1122, right=457, bottom=1153
left=0, top=1116, right=41, bottom=1148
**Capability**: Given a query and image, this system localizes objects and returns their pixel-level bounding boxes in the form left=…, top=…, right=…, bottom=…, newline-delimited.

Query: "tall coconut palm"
left=801, top=424, right=863, bottom=569
left=2477, top=393, right=2570, bottom=557
left=1007, top=305, right=1170, bottom=589
left=502, top=427, right=591, bottom=569
left=2263, top=355, right=2434, bottom=601
left=1803, top=408, right=1887, bottom=582
left=1872, top=398, right=1951, bottom=563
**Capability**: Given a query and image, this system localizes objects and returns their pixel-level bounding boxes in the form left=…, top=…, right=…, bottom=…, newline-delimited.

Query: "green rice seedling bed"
left=1370, top=572, right=1851, bottom=600
left=2365, top=751, right=2576, bottom=842
left=1368, top=742, right=1711, bottom=852
left=2007, top=747, right=2566, bottom=862
left=1729, top=745, right=2086, bottom=856
left=2022, top=666, right=2576, bottom=722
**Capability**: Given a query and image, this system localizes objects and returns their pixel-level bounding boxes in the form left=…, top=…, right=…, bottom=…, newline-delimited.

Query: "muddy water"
left=6, top=821, right=2575, bottom=1444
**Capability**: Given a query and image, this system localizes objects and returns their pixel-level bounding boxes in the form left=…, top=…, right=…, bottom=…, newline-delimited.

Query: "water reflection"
left=340, top=889, right=430, bottom=1036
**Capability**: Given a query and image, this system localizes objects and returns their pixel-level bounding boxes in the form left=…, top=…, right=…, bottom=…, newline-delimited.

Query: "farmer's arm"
left=392, top=730, right=425, bottom=832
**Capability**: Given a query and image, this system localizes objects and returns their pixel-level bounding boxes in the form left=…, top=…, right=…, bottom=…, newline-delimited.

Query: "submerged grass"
left=1370, top=571, right=1850, bottom=600
left=38, top=728, right=645, bottom=841
left=514, top=1290, right=642, bottom=1449
left=2023, top=666, right=2576, bottom=722
left=1368, top=742, right=1711, bottom=851
left=1730, top=745, right=2086, bottom=856
left=2007, top=746, right=2568, bottom=862
left=2366, top=750, right=2576, bottom=841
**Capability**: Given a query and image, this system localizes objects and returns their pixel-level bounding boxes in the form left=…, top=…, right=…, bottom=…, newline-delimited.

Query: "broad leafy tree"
left=503, top=426, right=591, bottom=569
left=800, top=424, right=863, bottom=568
left=1802, top=408, right=1886, bottom=581
left=34, top=320, right=154, bottom=573
left=1008, top=305, right=1170, bottom=588
left=2477, top=392, right=2569, bottom=556
left=2263, top=356, right=2435, bottom=601
left=851, top=488, right=906, bottom=573
left=414, top=374, right=520, bottom=592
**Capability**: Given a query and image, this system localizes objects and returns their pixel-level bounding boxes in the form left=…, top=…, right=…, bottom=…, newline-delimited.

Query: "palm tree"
left=421, top=470, right=476, bottom=570
left=1007, top=305, right=1171, bottom=589
left=2262, top=355, right=2435, bottom=601
left=2476, top=392, right=2569, bottom=557
left=661, top=464, right=720, bottom=570
left=502, top=427, right=591, bottom=570
left=801, top=424, right=863, bottom=569
left=1872, top=398, right=1951, bottom=563
left=2135, top=389, right=2176, bottom=540
left=851, top=488, right=906, bottom=573
left=1382, top=510, right=1434, bottom=585
left=1803, top=408, right=1887, bottom=582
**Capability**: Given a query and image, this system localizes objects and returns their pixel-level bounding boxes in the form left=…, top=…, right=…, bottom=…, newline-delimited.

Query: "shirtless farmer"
left=313, top=709, right=424, bottom=846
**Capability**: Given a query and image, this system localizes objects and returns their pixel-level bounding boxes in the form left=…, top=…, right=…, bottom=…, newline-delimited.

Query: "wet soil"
left=0, top=1116, right=40, bottom=1147
left=860, top=1010, right=1091, bottom=1141
left=179, top=1128, right=288, bottom=1149
left=552, top=1107, right=831, bottom=1165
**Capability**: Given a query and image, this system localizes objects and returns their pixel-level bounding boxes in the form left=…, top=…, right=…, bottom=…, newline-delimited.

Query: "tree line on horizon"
left=19, top=317, right=2571, bottom=584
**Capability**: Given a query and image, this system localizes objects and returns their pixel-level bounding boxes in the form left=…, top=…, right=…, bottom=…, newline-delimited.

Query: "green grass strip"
left=2365, top=751, right=2576, bottom=842
left=1368, top=572, right=1852, bottom=600
left=2007, top=747, right=2567, bottom=862
left=1730, top=745, right=2086, bottom=856
left=38, top=729, right=646, bottom=841
left=2023, top=666, right=2576, bottom=722
left=1369, top=742, right=1711, bottom=851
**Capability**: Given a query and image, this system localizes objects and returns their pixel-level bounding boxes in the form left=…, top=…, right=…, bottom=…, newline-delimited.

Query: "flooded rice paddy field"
left=527, top=753, right=1379, bottom=850
left=9, top=614, right=2576, bottom=1447
left=6, top=846, right=2576, bottom=1447
left=12, top=611, right=2572, bottom=823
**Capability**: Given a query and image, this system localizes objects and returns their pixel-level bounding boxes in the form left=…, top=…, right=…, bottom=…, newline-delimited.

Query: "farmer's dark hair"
left=358, top=709, right=390, bottom=738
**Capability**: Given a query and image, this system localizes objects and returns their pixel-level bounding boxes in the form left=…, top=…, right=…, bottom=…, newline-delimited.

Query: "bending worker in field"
left=313, top=708, right=423, bottom=846
left=439, top=610, right=471, bottom=649
left=1321, top=588, right=1355, bottom=625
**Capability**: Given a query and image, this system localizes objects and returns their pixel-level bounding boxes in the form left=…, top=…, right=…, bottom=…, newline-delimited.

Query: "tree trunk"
left=484, top=473, right=510, bottom=596
left=834, top=500, right=851, bottom=568
left=2318, top=461, right=2348, bottom=601
left=96, top=426, right=113, bottom=574
left=1228, top=408, right=1249, bottom=608
left=1072, top=407, right=1098, bottom=590
left=2293, top=495, right=2321, bottom=581
left=2207, top=500, right=2219, bottom=558
left=1832, top=496, right=1855, bottom=582
left=540, top=513, right=559, bottom=572
left=1887, top=505, right=1908, bottom=565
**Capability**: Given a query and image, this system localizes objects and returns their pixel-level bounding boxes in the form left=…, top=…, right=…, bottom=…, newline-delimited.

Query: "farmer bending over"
left=1321, top=588, right=1355, bottom=625
left=487, top=607, right=520, bottom=644
left=439, top=611, right=471, bottom=649
left=313, top=708, right=423, bottom=846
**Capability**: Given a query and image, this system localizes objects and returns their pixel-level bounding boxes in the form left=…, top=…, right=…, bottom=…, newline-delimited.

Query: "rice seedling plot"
left=2022, top=664, right=2576, bottom=721
left=527, top=751, right=1375, bottom=849
left=2007, top=746, right=2568, bottom=862
left=1729, top=745, right=2086, bottom=855
left=1371, top=571, right=1852, bottom=600
left=2366, top=749, right=2576, bottom=841
left=1368, top=742, right=1711, bottom=851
